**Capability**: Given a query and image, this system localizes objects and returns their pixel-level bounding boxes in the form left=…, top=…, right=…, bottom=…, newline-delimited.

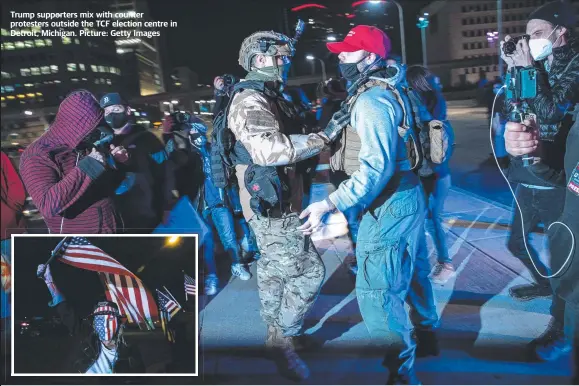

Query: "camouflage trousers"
left=249, top=213, right=325, bottom=337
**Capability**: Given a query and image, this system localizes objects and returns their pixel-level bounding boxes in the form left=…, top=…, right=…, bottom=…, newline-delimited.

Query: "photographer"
left=99, top=93, right=175, bottom=233
left=504, top=110, right=579, bottom=383
left=20, top=90, right=122, bottom=234
left=499, top=0, right=578, bottom=361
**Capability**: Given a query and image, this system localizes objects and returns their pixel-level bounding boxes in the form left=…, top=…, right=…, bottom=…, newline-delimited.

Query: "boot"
left=266, top=325, right=310, bottom=381
left=279, top=336, right=311, bottom=381
left=532, top=319, right=571, bottom=361
left=291, top=334, right=319, bottom=352
left=413, top=329, right=440, bottom=357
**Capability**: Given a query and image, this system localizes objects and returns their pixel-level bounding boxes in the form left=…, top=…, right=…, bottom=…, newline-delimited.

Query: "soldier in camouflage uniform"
left=228, top=30, right=349, bottom=380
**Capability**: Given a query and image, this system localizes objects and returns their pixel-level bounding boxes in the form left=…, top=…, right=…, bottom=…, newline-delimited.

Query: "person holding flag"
left=37, top=264, right=145, bottom=373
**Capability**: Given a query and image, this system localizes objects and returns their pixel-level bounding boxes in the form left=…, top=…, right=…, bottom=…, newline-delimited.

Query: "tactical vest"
left=330, top=79, right=421, bottom=176
left=212, top=81, right=305, bottom=217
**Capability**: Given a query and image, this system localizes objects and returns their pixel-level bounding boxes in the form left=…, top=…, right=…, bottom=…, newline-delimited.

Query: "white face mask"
left=529, top=25, right=559, bottom=61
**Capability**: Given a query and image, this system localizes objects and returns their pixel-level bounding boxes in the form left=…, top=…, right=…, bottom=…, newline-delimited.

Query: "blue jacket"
left=328, top=76, right=412, bottom=213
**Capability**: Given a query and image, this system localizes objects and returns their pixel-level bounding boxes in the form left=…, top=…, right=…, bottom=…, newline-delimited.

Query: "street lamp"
left=306, top=55, right=327, bottom=82
left=166, top=236, right=180, bottom=246
left=417, top=13, right=429, bottom=67
left=360, top=0, right=406, bottom=64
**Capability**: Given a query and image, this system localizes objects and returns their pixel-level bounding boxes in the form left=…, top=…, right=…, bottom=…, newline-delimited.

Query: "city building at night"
left=110, top=0, right=165, bottom=96
left=1, top=0, right=124, bottom=150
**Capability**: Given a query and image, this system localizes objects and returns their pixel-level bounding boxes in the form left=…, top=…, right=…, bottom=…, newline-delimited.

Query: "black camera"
left=502, top=35, right=530, bottom=56
left=222, top=74, right=237, bottom=88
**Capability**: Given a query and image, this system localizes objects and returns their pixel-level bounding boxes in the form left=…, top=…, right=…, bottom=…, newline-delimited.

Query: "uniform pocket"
left=356, top=238, right=402, bottom=292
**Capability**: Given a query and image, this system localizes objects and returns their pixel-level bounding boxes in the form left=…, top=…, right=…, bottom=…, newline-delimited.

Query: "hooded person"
left=37, top=264, right=145, bottom=374
left=19, top=90, right=122, bottom=234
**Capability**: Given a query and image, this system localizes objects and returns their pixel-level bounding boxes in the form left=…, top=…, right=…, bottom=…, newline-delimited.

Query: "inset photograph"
left=11, top=235, right=198, bottom=376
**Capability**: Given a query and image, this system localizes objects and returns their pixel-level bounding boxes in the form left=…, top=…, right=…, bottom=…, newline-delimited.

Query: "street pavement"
left=197, top=104, right=573, bottom=384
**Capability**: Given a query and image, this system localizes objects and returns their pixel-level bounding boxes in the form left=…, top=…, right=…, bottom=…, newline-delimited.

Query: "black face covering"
left=339, top=57, right=368, bottom=81
left=105, top=112, right=129, bottom=129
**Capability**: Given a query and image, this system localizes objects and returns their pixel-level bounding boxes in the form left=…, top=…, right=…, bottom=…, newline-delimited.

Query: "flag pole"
left=182, top=270, right=188, bottom=302
left=163, top=286, right=181, bottom=309
left=37, top=237, right=69, bottom=278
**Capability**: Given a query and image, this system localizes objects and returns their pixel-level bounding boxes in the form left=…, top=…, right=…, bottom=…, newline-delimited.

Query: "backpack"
left=406, top=90, right=454, bottom=169
left=329, top=79, right=423, bottom=176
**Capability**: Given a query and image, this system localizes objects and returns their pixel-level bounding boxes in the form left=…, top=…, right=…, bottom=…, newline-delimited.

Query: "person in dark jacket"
left=504, top=105, right=579, bottom=384
left=499, top=0, right=579, bottom=361
left=406, top=65, right=456, bottom=285
left=162, top=113, right=255, bottom=295
left=99, top=93, right=175, bottom=233
left=37, top=264, right=145, bottom=374
left=20, top=90, right=122, bottom=234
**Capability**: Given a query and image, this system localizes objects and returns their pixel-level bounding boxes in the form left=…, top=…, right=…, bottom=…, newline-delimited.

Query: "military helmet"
left=238, top=31, right=295, bottom=72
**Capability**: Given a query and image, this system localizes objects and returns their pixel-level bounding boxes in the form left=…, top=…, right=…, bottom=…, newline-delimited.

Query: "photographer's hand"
left=505, top=119, right=539, bottom=156
left=501, top=35, right=533, bottom=69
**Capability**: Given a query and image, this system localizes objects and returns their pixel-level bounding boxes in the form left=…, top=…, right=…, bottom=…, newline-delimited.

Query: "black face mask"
left=339, top=57, right=368, bottom=81
left=105, top=112, right=129, bottom=129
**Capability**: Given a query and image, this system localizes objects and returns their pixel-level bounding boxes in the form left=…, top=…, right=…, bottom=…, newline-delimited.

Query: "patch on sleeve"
left=568, top=162, right=579, bottom=196
left=246, top=110, right=277, bottom=132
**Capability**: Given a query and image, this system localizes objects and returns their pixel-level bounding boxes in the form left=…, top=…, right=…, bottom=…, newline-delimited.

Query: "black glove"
left=322, top=107, right=350, bottom=143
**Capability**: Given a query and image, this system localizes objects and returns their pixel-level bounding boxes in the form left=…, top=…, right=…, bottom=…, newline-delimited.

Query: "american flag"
left=156, top=289, right=181, bottom=320
left=57, top=237, right=158, bottom=329
left=184, top=273, right=196, bottom=300
left=160, top=309, right=175, bottom=343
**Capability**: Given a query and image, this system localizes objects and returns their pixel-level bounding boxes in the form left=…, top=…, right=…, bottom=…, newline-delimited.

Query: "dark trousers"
left=507, top=185, right=566, bottom=323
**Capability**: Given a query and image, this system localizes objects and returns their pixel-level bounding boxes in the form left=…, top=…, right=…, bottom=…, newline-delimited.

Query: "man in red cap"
left=299, top=25, right=439, bottom=384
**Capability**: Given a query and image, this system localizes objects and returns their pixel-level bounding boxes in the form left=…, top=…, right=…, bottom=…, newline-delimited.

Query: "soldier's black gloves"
left=321, top=109, right=350, bottom=143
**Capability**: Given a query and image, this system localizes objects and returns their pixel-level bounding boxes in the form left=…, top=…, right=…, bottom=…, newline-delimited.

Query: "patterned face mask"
left=93, top=313, right=119, bottom=342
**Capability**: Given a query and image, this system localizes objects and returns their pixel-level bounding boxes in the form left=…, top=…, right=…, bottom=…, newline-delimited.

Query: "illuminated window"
left=41, top=66, right=50, bottom=74
left=71, top=78, right=79, bottom=83
left=91, top=65, right=97, bottom=72
left=67, top=63, right=77, bottom=72
left=27, top=93, right=35, bottom=97
left=1, top=28, right=9, bottom=36
left=98, top=65, right=105, bottom=73
left=1, top=72, right=10, bottom=79
left=54, top=80, right=61, bottom=84
left=17, top=94, right=26, bottom=99
left=45, top=39, right=53, bottom=46
left=94, top=78, right=100, bottom=84
left=20, top=68, right=31, bottom=77
left=62, top=36, right=72, bottom=45
left=24, top=83, right=34, bottom=88
left=79, top=63, right=85, bottom=71
left=109, top=67, right=115, bottom=73
left=34, top=39, right=46, bottom=47
left=25, top=40, right=34, bottom=48
left=5, top=85, right=15, bottom=92
left=4, top=42, right=14, bottom=50
left=7, top=96, right=16, bottom=100
left=15, top=41, right=25, bottom=49
left=30, top=67, right=40, bottom=76
left=36, top=92, right=42, bottom=96
left=106, top=79, right=112, bottom=85
left=50, top=65, right=58, bottom=73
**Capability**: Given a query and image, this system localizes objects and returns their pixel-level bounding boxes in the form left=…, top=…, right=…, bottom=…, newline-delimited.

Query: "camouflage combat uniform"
left=228, top=88, right=327, bottom=337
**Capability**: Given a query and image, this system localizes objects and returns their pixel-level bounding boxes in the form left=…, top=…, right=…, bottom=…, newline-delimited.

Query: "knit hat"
left=528, top=1, right=578, bottom=29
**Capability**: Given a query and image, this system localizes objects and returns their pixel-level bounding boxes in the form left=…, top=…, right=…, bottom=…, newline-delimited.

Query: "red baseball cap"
left=326, top=25, right=391, bottom=59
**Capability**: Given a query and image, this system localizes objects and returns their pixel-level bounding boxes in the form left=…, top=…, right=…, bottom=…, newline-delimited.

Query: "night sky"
left=150, top=0, right=432, bottom=83
left=13, top=236, right=198, bottom=320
